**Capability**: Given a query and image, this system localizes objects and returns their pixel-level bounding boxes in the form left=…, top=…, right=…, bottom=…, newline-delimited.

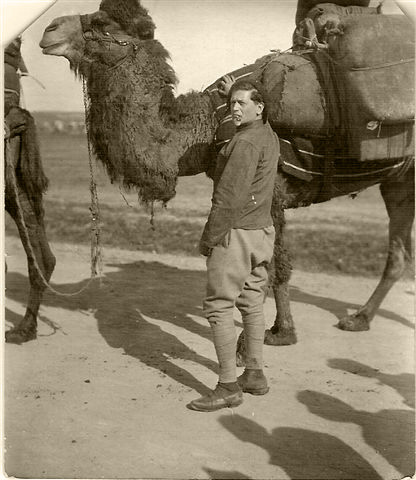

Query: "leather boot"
left=237, top=369, right=269, bottom=395
left=187, top=383, right=243, bottom=412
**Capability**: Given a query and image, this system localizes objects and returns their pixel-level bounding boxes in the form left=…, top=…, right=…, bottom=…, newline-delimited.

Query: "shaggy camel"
left=5, top=107, right=56, bottom=344
left=39, top=1, right=414, bottom=351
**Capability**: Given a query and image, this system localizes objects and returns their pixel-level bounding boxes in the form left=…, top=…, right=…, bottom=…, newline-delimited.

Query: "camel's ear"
left=99, top=0, right=155, bottom=39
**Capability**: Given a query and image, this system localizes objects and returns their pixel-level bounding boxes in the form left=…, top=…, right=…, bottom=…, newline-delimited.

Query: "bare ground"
left=3, top=236, right=415, bottom=480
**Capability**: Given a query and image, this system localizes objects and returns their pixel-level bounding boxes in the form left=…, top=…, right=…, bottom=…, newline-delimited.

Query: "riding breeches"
left=203, top=226, right=275, bottom=383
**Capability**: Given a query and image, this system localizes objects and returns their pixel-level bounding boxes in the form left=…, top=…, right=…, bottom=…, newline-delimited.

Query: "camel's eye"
left=104, top=32, right=110, bottom=36
left=90, top=17, right=110, bottom=31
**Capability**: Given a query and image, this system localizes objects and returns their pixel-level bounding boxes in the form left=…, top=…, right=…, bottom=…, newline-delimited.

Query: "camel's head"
left=39, top=0, right=188, bottom=205
left=40, top=0, right=155, bottom=72
left=39, top=14, right=85, bottom=66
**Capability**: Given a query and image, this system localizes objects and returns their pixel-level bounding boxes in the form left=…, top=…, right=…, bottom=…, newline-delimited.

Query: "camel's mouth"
left=39, top=42, right=64, bottom=56
left=40, top=45, right=53, bottom=54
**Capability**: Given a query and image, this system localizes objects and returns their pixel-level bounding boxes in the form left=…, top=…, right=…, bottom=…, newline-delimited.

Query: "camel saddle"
left=206, top=11, right=414, bottom=164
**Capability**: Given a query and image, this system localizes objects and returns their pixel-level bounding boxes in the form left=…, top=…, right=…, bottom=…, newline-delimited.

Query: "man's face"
left=230, top=89, right=264, bottom=127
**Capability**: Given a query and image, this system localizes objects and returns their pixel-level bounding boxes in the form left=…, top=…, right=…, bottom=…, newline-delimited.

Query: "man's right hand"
left=217, top=74, right=235, bottom=97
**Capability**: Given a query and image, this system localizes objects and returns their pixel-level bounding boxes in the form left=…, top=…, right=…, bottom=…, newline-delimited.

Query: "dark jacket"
left=200, top=119, right=279, bottom=249
left=4, top=38, right=27, bottom=116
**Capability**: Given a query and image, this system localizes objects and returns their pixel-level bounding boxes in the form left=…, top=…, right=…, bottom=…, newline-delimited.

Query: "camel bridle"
left=80, top=13, right=138, bottom=70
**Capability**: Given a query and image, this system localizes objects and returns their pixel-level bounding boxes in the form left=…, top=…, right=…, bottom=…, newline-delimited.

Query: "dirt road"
left=4, top=236, right=414, bottom=479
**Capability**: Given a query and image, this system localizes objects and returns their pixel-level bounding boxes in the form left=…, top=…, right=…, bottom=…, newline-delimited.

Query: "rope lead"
left=83, top=78, right=103, bottom=282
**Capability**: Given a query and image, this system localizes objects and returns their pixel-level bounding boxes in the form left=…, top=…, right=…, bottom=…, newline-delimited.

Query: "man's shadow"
left=216, top=414, right=384, bottom=479
left=297, top=389, right=415, bottom=477
left=5, top=261, right=413, bottom=394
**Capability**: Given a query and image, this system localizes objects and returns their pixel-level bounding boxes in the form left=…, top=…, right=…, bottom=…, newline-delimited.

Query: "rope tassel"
left=89, top=179, right=103, bottom=279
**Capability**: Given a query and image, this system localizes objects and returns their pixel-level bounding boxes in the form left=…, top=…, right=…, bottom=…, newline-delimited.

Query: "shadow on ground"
left=288, top=286, right=414, bottom=330
left=216, top=414, right=384, bottom=479
left=297, top=388, right=414, bottom=477
left=328, top=358, right=415, bottom=409
left=6, top=261, right=415, bottom=478
left=5, top=260, right=413, bottom=395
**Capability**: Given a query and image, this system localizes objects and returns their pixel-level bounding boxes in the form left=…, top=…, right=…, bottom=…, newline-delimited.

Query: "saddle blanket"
left=279, top=137, right=413, bottom=183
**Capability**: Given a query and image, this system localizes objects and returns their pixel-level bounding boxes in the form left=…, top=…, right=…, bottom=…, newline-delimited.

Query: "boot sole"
left=241, top=386, right=270, bottom=395
left=187, top=397, right=243, bottom=412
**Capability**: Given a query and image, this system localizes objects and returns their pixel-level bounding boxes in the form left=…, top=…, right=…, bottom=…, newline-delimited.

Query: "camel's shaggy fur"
left=82, top=37, right=216, bottom=204
left=99, top=0, right=155, bottom=39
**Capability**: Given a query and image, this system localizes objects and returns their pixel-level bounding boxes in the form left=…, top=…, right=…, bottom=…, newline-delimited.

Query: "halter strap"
left=79, top=13, right=140, bottom=71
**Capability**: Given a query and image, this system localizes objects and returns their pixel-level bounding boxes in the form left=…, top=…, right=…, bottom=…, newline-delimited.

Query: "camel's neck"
left=159, top=88, right=218, bottom=158
left=83, top=46, right=217, bottom=204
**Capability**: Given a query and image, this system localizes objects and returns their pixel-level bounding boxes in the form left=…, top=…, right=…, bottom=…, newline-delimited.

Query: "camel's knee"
left=383, top=240, right=408, bottom=281
left=44, top=252, right=56, bottom=278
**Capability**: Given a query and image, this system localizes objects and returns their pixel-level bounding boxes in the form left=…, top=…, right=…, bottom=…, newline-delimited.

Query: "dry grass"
left=5, top=129, right=413, bottom=279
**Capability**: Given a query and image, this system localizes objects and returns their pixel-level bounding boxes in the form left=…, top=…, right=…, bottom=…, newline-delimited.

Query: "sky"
left=6, top=0, right=405, bottom=111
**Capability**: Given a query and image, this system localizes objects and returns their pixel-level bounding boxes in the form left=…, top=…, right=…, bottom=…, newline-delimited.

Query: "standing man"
left=4, top=36, right=28, bottom=115
left=187, top=80, right=279, bottom=412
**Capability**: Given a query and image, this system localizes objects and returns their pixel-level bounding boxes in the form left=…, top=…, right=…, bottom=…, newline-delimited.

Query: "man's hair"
left=228, top=80, right=268, bottom=122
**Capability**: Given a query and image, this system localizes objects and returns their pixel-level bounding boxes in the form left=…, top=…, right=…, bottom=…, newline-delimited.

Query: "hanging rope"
left=5, top=133, right=101, bottom=297
left=83, top=78, right=103, bottom=280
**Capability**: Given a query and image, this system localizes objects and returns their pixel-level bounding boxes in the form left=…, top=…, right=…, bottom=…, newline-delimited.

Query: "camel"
left=4, top=106, right=56, bottom=344
left=39, top=0, right=414, bottom=352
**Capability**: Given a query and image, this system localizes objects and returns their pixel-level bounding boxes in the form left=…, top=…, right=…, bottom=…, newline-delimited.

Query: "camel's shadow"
left=5, top=260, right=413, bottom=394
left=216, top=414, right=385, bottom=480
left=328, top=358, right=415, bottom=409
left=214, top=360, right=415, bottom=479
left=296, top=388, right=415, bottom=476
left=288, top=285, right=414, bottom=330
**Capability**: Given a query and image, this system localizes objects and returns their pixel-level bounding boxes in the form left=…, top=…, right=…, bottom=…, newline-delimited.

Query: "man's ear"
left=256, top=102, right=265, bottom=115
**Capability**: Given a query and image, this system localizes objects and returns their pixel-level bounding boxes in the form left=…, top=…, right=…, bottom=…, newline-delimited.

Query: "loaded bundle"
left=205, top=52, right=330, bottom=151
left=207, top=3, right=414, bottom=163
left=294, top=0, right=371, bottom=27
left=293, top=1, right=377, bottom=49
left=327, top=13, right=415, bottom=160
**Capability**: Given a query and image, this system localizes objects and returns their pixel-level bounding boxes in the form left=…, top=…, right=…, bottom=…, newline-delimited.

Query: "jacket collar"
left=236, top=119, right=265, bottom=133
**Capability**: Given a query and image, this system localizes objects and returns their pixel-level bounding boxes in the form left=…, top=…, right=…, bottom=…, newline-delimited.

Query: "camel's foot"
left=337, top=313, right=370, bottom=332
left=264, top=328, right=297, bottom=346
left=5, top=326, right=37, bottom=344
left=236, top=327, right=298, bottom=367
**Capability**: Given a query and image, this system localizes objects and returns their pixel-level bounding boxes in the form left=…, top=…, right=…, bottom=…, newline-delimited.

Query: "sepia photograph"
left=2, top=0, right=415, bottom=478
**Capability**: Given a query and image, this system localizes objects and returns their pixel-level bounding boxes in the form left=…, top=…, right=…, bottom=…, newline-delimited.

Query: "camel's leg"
left=264, top=216, right=297, bottom=346
left=236, top=188, right=296, bottom=367
left=338, top=170, right=414, bottom=331
left=5, top=189, right=56, bottom=344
